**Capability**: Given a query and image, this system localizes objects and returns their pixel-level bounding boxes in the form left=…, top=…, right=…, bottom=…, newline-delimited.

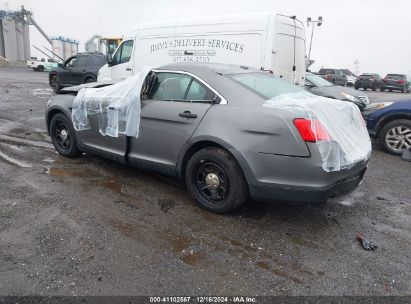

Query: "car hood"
left=309, top=85, right=368, bottom=104
left=58, top=81, right=115, bottom=94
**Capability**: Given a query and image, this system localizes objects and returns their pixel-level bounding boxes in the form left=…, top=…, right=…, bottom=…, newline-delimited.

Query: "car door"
left=69, top=54, right=88, bottom=84
left=110, top=40, right=134, bottom=82
left=59, top=56, right=77, bottom=85
left=128, top=71, right=215, bottom=173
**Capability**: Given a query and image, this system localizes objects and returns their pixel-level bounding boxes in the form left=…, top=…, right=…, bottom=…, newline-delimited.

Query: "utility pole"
left=354, top=60, right=360, bottom=76
left=306, top=16, right=323, bottom=70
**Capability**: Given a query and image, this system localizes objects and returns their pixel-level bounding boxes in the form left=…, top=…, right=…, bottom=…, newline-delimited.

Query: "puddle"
left=180, top=250, right=203, bottom=265
left=0, top=151, right=32, bottom=168
left=47, top=167, right=100, bottom=178
left=32, top=88, right=53, bottom=98
left=107, top=218, right=141, bottom=240
left=0, top=134, right=53, bottom=149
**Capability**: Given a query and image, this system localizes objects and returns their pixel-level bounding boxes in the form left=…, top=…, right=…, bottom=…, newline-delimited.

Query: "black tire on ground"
left=185, top=147, right=248, bottom=214
left=379, top=119, right=411, bottom=155
left=372, top=85, right=377, bottom=91
left=389, top=89, right=392, bottom=92
left=401, top=86, right=406, bottom=93
left=50, top=113, right=81, bottom=158
left=50, top=74, right=61, bottom=92
left=363, top=88, right=367, bottom=91
left=381, top=87, right=385, bottom=92
left=84, top=77, right=95, bottom=83
left=32, top=67, right=38, bottom=72
left=37, top=65, right=44, bottom=72
left=354, top=86, right=359, bottom=90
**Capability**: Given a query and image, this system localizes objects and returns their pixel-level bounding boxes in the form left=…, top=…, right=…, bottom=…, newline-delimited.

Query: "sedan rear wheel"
left=50, top=113, right=81, bottom=157
left=379, top=119, right=411, bottom=155
left=185, top=147, right=248, bottom=213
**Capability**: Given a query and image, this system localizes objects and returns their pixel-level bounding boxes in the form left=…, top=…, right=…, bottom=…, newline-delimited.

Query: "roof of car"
left=158, top=63, right=260, bottom=75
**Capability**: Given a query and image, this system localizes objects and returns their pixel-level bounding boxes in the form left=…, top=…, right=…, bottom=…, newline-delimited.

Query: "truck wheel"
left=37, top=65, right=44, bottom=72
left=381, top=87, right=385, bottom=92
left=372, top=85, right=377, bottom=91
left=402, top=86, right=406, bottom=93
left=50, top=75, right=61, bottom=92
left=379, top=119, right=411, bottom=155
left=185, top=147, right=248, bottom=214
left=50, top=113, right=81, bottom=158
left=84, top=77, right=95, bottom=83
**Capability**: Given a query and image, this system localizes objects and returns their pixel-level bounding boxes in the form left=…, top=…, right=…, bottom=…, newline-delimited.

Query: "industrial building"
left=0, top=7, right=79, bottom=63
left=0, top=8, right=30, bottom=61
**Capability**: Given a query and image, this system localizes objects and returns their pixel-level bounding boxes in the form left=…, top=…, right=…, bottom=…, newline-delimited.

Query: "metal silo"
left=71, top=41, right=78, bottom=56
left=1, top=18, right=18, bottom=61
left=22, top=22, right=30, bottom=60
left=15, top=20, right=24, bottom=61
left=52, top=37, right=64, bottom=61
left=64, top=38, right=72, bottom=59
left=0, top=19, right=5, bottom=58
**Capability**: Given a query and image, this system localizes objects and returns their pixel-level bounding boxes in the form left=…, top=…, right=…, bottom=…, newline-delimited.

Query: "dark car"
left=49, top=52, right=106, bottom=92
left=305, top=73, right=369, bottom=111
left=381, top=74, right=409, bottom=93
left=318, top=68, right=347, bottom=86
left=354, top=73, right=383, bottom=91
left=45, top=63, right=370, bottom=213
left=363, top=100, right=411, bottom=154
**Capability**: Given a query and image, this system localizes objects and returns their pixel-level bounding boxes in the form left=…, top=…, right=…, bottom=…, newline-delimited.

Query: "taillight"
left=397, top=79, right=405, bottom=84
left=326, top=75, right=332, bottom=80
left=382, top=78, right=388, bottom=83
left=293, top=118, right=330, bottom=142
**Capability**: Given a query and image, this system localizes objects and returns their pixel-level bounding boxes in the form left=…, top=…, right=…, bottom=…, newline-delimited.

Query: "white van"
left=97, top=12, right=306, bottom=85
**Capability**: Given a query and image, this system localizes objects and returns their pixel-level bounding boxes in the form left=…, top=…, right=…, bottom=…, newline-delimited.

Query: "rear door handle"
left=179, top=111, right=197, bottom=119
left=126, top=67, right=132, bottom=71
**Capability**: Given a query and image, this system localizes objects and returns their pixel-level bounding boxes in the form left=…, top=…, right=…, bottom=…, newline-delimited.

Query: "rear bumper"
left=232, top=148, right=369, bottom=204
left=249, top=166, right=367, bottom=203
left=381, top=84, right=404, bottom=90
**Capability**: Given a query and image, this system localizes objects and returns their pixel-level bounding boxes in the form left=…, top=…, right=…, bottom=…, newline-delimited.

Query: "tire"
left=372, top=85, right=376, bottom=91
left=379, top=119, right=411, bottom=155
left=32, top=67, right=38, bottom=72
left=37, top=65, right=44, bottom=72
left=363, top=88, right=367, bottom=91
left=84, top=77, right=95, bottom=83
left=401, top=86, right=406, bottom=93
left=50, top=113, right=81, bottom=158
left=354, top=85, right=359, bottom=90
left=389, top=89, right=392, bottom=92
left=185, top=147, right=248, bottom=214
left=50, top=74, right=61, bottom=92
left=381, top=87, right=385, bottom=92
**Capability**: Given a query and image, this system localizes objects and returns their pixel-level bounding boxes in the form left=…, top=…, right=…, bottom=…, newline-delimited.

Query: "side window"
left=76, top=55, right=88, bottom=67
left=90, top=56, right=106, bottom=67
left=186, top=79, right=215, bottom=101
left=65, top=57, right=77, bottom=67
left=150, top=73, right=191, bottom=101
left=111, top=44, right=122, bottom=66
left=120, top=40, right=133, bottom=63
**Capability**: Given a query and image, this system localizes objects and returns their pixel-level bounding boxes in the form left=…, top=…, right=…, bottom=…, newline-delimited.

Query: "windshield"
left=229, top=72, right=303, bottom=99
left=306, top=73, right=333, bottom=87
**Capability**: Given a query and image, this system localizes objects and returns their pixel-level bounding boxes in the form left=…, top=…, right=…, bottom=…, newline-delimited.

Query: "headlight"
left=341, top=92, right=359, bottom=102
left=365, top=102, right=393, bottom=110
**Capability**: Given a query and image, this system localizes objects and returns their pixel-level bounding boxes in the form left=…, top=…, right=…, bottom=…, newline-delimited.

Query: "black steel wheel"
left=185, top=147, right=248, bottom=213
left=50, top=113, right=81, bottom=157
left=50, top=75, right=61, bottom=92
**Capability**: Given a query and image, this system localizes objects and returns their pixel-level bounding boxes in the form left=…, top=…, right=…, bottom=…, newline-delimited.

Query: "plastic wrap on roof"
left=263, top=91, right=372, bottom=172
left=72, top=67, right=151, bottom=138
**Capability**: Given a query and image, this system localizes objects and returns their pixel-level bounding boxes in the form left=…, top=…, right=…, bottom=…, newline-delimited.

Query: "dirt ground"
left=0, top=67, right=410, bottom=296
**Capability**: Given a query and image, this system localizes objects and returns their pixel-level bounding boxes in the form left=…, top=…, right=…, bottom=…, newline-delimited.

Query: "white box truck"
left=97, top=12, right=306, bottom=85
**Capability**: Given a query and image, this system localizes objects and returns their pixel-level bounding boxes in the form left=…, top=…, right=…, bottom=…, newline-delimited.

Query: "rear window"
left=319, top=69, right=335, bottom=75
left=90, top=55, right=106, bottom=67
left=386, top=74, right=405, bottom=80
left=229, top=72, right=303, bottom=99
left=359, top=74, right=374, bottom=79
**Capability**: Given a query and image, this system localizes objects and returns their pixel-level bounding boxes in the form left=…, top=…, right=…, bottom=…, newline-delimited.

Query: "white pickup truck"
left=27, top=57, right=59, bottom=72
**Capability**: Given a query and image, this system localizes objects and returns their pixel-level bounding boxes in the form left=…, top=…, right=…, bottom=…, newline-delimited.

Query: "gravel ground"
left=0, top=67, right=410, bottom=296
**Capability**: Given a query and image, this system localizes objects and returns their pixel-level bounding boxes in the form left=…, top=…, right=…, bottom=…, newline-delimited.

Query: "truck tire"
left=50, top=75, right=61, bottom=92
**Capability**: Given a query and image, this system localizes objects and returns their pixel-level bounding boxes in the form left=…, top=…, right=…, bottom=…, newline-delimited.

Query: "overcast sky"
left=4, top=0, right=411, bottom=76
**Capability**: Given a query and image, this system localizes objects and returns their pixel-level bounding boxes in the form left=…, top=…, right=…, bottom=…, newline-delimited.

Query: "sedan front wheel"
left=379, top=119, right=411, bottom=155
left=50, top=113, right=81, bottom=158
left=185, top=147, right=248, bottom=213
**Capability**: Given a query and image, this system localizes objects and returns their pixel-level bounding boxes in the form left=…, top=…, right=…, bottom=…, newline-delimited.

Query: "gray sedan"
left=46, top=63, right=368, bottom=213
left=305, top=73, right=369, bottom=111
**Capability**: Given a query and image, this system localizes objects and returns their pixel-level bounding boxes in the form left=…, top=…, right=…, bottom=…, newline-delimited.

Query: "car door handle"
left=179, top=111, right=197, bottom=119
left=126, top=68, right=132, bottom=71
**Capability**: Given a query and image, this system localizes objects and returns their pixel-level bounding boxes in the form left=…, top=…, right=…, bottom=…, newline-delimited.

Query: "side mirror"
left=305, top=82, right=314, bottom=88
left=107, top=54, right=113, bottom=66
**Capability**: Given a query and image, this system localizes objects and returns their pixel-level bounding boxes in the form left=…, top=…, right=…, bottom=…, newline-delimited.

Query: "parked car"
left=354, top=73, right=383, bottom=91
left=49, top=52, right=106, bottom=92
left=305, top=73, right=369, bottom=111
left=46, top=63, right=370, bottom=214
left=341, top=69, right=357, bottom=87
left=381, top=74, right=409, bottom=93
left=363, top=100, right=411, bottom=154
left=27, top=57, right=58, bottom=72
left=318, top=68, right=347, bottom=86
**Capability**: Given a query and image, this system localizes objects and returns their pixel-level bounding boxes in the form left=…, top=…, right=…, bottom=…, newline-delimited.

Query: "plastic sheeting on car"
left=263, top=91, right=372, bottom=172
left=71, top=67, right=152, bottom=138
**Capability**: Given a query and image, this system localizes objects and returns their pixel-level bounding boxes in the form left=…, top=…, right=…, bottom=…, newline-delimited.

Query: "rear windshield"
left=359, top=74, right=374, bottom=79
left=229, top=72, right=303, bottom=99
left=341, top=69, right=356, bottom=76
left=319, top=69, right=334, bottom=74
left=386, top=74, right=405, bottom=79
